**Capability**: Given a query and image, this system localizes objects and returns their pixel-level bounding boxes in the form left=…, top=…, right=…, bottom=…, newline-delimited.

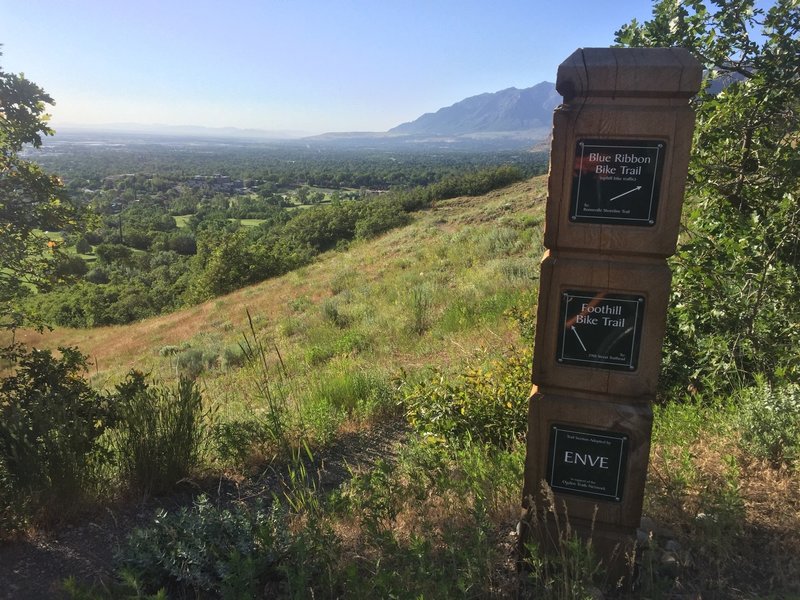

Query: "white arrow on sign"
left=570, top=326, right=588, bottom=352
left=608, top=186, right=642, bottom=202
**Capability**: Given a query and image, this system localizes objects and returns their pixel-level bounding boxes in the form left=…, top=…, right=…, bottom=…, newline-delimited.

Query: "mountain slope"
left=390, top=82, right=559, bottom=136
left=11, top=178, right=548, bottom=385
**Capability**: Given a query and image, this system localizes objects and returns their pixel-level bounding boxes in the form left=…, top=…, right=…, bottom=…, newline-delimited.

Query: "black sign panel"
left=557, top=290, right=644, bottom=371
left=570, top=139, right=665, bottom=226
left=547, top=425, right=628, bottom=502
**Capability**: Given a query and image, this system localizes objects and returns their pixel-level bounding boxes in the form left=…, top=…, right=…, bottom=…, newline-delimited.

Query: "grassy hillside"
left=4, top=176, right=799, bottom=598
left=14, top=177, right=545, bottom=393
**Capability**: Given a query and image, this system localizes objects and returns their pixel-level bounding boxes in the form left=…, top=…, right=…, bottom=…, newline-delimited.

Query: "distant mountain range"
left=390, top=82, right=559, bottom=137
left=311, top=82, right=559, bottom=150
left=55, top=82, right=561, bottom=151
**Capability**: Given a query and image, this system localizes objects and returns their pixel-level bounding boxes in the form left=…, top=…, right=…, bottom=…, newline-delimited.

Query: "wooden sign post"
left=521, top=47, right=701, bottom=579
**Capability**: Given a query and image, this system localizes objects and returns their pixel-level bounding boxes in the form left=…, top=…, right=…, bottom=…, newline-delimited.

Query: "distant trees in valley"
left=23, top=161, right=531, bottom=328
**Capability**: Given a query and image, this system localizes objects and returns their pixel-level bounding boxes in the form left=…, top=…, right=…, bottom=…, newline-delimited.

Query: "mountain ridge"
left=389, top=82, right=559, bottom=137
left=53, top=83, right=561, bottom=150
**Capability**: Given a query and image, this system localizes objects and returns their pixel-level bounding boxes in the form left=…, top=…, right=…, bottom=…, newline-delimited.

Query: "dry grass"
left=645, top=419, right=800, bottom=596
left=736, top=456, right=800, bottom=593
left=7, top=177, right=547, bottom=391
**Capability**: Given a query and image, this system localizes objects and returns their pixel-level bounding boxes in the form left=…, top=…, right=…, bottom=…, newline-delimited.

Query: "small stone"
left=636, top=528, right=650, bottom=548
left=586, top=586, right=605, bottom=600
left=639, top=516, right=656, bottom=532
left=659, top=551, right=680, bottom=578
left=695, top=511, right=716, bottom=522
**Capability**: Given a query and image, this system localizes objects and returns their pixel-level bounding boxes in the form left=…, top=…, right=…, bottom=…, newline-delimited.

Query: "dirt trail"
left=0, top=420, right=407, bottom=599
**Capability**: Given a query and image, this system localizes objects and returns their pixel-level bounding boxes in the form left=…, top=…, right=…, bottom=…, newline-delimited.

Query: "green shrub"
left=438, top=293, right=480, bottom=333
left=308, top=369, right=393, bottom=418
left=321, top=297, right=350, bottom=328
left=478, top=289, right=522, bottom=323
left=738, top=380, right=800, bottom=468
left=333, top=330, right=370, bottom=356
left=499, top=258, right=539, bottom=283
left=289, top=296, right=312, bottom=313
left=221, top=344, right=246, bottom=370
left=506, top=300, right=537, bottom=344
left=619, top=3, right=800, bottom=398
left=112, top=372, right=209, bottom=496
left=305, top=343, right=335, bottom=366
left=174, top=348, right=204, bottom=378
left=481, top=226, right=520, bottom=257
left=329, top=268, right=358, bottom=295
left=74, top=236, right=92, bottom=255
left=296, top=396, right=341, bottom=445
left=354, top=198, right=411, bottom=240
left=157, top=345, right=181, bottom=357
left=408, top=284, right=433, bottom=335
left=0, top=345, right=112, bottom=524
left=116, top=495, right=290, bottom=598
left=277, top=315, right=303, bottom=338
left=0, top=463, right=27, bottom=535
left=174, top=347, right=218, bottom=378
left=404, top=347, right=531, bottom=448
left=55, top=254, right=89, bottom=278
left=211, top=418, right=272, bottom=467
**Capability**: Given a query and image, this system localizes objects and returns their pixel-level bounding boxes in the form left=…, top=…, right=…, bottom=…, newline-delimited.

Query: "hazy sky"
left=1, top=1, right=655, bottom=134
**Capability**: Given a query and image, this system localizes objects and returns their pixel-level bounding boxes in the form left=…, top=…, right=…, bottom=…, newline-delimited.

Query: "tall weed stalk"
left=238, top=308, right=293, bottom=453
left=112, top=372, right=208, bottom=496
left=523, top=484, right=608, bottom=599
left=408, top=284, right=433, bottom=335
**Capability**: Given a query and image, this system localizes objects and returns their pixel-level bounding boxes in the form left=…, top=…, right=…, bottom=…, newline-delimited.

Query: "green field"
left=173, top=214, right=266, bottom=228
left=174, top=214, right=192, bottom=228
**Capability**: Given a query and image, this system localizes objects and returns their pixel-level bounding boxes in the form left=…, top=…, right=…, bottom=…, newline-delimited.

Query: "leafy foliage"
left=23, top=164, right=526, bottom=323
left=1, top=52, right=84, bottom=330
left=0, top=345, right=111, bottom=521
left=617, top=0, right=800, bottom=395
left=116, top=496, right=290, bottom=598
left=403, top=347, right=531, bottom=448
left=738, top=380, right=800, bottom=468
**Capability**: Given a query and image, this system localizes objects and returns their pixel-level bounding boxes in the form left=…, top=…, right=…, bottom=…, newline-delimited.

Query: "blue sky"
left=1, top=1, right=656, bottom=134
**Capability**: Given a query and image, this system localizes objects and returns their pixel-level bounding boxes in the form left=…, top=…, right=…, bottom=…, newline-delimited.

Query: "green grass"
left=174, top=214, right=266, bottom=228
left=286, top=202, right=330, bottom=211
left=9, top=177, right=800, bottom=598
left=173, top=214, right=193, bottom=228
left=229, top=218, right=266, bottom=227
left=39, top=230, right=65, bottom=242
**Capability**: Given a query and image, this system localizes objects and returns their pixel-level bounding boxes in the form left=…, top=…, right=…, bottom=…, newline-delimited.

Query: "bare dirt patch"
left=0, top=420, right=408, bottom=599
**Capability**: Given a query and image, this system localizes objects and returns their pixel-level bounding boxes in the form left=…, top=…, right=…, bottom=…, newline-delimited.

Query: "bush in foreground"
left=0, top=345, right=112, bottom=527
left=112, top=371, right=210, bottom=496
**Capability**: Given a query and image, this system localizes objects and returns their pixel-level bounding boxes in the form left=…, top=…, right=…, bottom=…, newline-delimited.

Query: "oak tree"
left=617, top=0, right=800, bottom=393
left=1, top=50, right=83, bottom=331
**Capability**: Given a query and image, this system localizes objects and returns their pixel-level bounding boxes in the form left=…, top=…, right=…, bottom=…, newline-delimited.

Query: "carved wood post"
left=521, top=47, right=702, bottom=580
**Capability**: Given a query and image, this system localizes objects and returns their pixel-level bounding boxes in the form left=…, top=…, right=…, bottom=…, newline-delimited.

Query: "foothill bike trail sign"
left=520, top=47, right=701, bottom=583
left=557, top=290, right=645, bottom=370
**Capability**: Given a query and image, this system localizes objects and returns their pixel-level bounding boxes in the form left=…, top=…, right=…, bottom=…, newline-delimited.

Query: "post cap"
left=557, top=47, right=702, bottom=101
